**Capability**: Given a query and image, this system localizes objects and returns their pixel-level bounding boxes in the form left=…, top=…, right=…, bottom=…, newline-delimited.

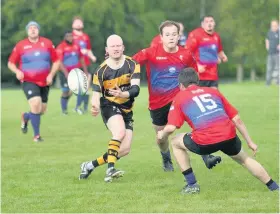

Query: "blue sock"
left=61, top=97, right=69, bottom=112
left=266, top=179, right=279, bottom=191
left=23, top=112, right=30, bottom=122
left=30, top=113, right=41, bottom=137
left=182, top=168, right=197, bottom=185
left=76, top=95, right=83, bottom=109
left=83, top=94, right=89, bottom=111
left=161, top=150, right=171, bottom=162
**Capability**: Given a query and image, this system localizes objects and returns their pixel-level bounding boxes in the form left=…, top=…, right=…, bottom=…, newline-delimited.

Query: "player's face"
left=202, top=17, right=215, bottom=33
left=271, top=21, right=279, bottom=32
left=65, top=33, right=73, bottom=43
left=106, top=40, right=124, bottom=60
left=27, top=25, right=39, bottom=39
left=161, top=25, right=180, bottom=49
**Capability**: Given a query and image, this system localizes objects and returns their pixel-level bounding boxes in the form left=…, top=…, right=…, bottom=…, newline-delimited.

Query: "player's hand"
left=15, top=70, right=24, bottom=81
left=91, top=105, right=100, bottom=117
left=46, top=73, right=54, bottom=85
left=91, top=55, right=97, bottom=63
left=217, top=57, right=222, bottom=64
left=221, top=54, right=228, bottom=63
left=248, top=141, right=258, bottom=157
left=157, top=130, right=164, bottom=140
left=197, top=63, right=206, bottom=73
left=109, top=85, right=125, bottom=98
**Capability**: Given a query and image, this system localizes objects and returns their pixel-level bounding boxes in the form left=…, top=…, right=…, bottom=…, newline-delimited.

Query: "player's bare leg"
left=153, top=125, right=174, bottom=172
left=23, top=96, right=43, bottom=142
left=118, top=129, right=133, bottom=157
left=79, top=115, right=125, bottom=181
left=231, top=150, right=279, bottom=191
left=171, top=133, right=200, bottom=194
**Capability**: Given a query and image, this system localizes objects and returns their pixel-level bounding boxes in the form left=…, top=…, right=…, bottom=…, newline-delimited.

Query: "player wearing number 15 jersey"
left=158, top=68, right=279, bottom=194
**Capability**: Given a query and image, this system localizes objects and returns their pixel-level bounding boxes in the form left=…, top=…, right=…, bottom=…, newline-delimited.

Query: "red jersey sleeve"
left=185, top=31, right=198, bottom=53
left=48, top=41, right=58, bottom=62
left=167, top=99, right=185, bottom=128
left=8, top=44, right=21, bottom=64
left=132, top=47, right=151, bottom=65
left=217, top=34, right=223, bottom=52
left=182, top=49, right=197, bottom=71
left=219, top=92, right=238, bottom=119
left=56, top=44, right=64, bottom=61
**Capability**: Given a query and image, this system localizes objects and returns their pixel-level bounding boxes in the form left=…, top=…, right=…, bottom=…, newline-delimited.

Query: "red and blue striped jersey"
left=8, top=37, right=58, bottom=86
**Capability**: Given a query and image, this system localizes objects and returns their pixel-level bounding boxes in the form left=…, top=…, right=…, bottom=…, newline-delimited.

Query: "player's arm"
left=83, top=35, right=97, bottom=63
left=91, top=68, right=103, bottom=116
left=217, top=35, right=227, bottom=62
left=132, top=47, right=151, bottom=65
left=87, top=50, right=97, bottom=63
left=60, top=63, right=69, bottom=78
left=47, top=43, right=60, bottom=85
left=220, top=92, right=258, bottom=155
left=158, top=100, right=184, bottom=140
left=80, top=57, right=89, bottom=74
left=265, top=32, right=270, bottom=51
left=7, top=44, right=24, bottom=81
left=56, top=46, right=69, bottom=77
left=109, top=62, right=141, bottom=98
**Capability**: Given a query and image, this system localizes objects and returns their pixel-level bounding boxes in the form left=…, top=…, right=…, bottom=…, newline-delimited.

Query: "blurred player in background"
left=8, top=21, right=60, bottom=142
left=72, top=16, right=97, bottom=114
left=265, top=19, right=279, bottom=86
left=56, top=31, right=88, bottom=115
left=158, top=68, right=279, bottom=194
left=133, top=20, right=221, bottom=172
left=150, top=22, right=187, bottom=48
left=185, top=15, right=227, bottom=88
left=79, top=35, right=141, bottom=182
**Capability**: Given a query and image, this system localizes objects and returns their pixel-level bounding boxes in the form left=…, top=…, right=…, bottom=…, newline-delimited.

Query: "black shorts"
left=149, top=102, right=172, bottom=126
left=199, top=80, right=218, bottom=88
left=183, top=134, right=242, bottom=156
left=22, top=82, right=50, bottom=103
left=100, top=99, right=134, bottom=130
left=59, top=72, right=69, bottom=92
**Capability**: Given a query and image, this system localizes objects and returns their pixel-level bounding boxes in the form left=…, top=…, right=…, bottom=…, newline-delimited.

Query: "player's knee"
left=29, top=99, right=42, bottom=113
left=112, top=129, right=126, bottom=141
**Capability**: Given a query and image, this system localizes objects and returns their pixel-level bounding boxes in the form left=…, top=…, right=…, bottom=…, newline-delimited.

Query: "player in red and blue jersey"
left=8, top=21, right=60, bottom=142
left=56, top=31, right=88, bottom=115
left=72, top=16, right=97, bottom=114
left=133, top=20, right=221, bottom=171
left=185, top=15, right=228, bottom=88
left=158, top=68, right=279, bottom=194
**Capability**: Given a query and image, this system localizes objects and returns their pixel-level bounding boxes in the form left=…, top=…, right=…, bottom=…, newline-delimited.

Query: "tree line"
left=2, top=0, right=278, bottom=84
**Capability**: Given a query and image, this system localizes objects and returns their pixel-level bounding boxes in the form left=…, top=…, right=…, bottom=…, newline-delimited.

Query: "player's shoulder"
left=56, top=41, right=65, bottom=49
left=15, top=39, right=28, bottom=48
left=189, top=27, right=202, bottom=35
left=95, top=60, right=108, bottom=72
left=124, top=55, right=138, bottom=65
left=40, top=37, right=53, bottom=44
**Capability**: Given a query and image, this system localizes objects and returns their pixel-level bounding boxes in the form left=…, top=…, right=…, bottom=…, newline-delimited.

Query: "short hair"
left=73, top=16, right=83, bottom=22
left=159, top=20, right=180, bottom=35
left=178, top=68, right=199, bottom=87
left=200, top=15, right=214, bottom=23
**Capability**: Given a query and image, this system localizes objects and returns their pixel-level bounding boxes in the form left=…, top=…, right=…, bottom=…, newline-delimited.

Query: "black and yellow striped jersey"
left=92, top=55, right=140, bottom=112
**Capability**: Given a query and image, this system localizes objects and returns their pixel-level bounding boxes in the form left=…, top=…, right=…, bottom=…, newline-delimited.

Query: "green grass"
left=1, top=83, right=279, bottom=213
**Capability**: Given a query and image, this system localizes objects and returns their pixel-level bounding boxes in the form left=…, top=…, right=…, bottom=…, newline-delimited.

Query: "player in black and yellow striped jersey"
left=79, top=34, right=140, bottom=182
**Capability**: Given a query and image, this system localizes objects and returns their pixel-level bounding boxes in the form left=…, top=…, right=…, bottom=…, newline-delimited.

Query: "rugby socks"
left=60, top=96, right=69, bottom=112
left=30, top=113, right=41, bottom=137
left=107, top=139, right=121, bottom=168
left=161, top=150, right=172, bottom=162
left=76, top=95, right=83, bottom=109
left=182, top=168, right=197, bottom=186
left=266, top=179, right=279, bottom=191
left=23, top=112, right=30, bottom=122
left=83, top=94, right=89, bottom=111
left=92, top=153, right=108, bottom=168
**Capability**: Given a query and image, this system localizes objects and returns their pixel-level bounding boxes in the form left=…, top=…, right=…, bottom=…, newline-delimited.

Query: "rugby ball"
left=67, top=68, right=88, bottom=95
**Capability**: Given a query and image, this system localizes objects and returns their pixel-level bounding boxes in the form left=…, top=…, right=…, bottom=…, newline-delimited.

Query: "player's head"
left=159, top=20, right=180, bottom=49
left=26, top=21, right=40, bottom=39
left=106, top=34, right=124, bottom=60
left=201, top=15, right=215, bottom=34
left=178, top=67, right=199, bottom=89
left=178, top=22, right=185, bottom=36
left=64, top=31, right=73, bottom=44
left=72, top=16, right=84, bottom=31
left=271, top=20, right=279, bottom=32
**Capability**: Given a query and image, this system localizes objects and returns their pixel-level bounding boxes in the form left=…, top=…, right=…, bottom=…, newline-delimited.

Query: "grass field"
left=1, top=83, right=279, bottom=213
